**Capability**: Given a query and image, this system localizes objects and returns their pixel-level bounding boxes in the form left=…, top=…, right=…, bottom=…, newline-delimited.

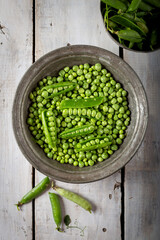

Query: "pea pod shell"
left=60, top=97, right=104, bottom=109
left=17, top=177, right=50, bottom=207
left=42, top=82, right=76, bottom=99
left=117, top=29, right=143, bottom=43
left=54, top=187, right=92, bottom=213
left=76, top=141, right=112, bottom=152
left=41, top=110, right=57, bottom=148
left=110, top=15, right=146, bottom=36
left=49, top=192, right=62, bottom=231
left=59, top=125, right=95, bottom=139
left=101, top=0, right=127, bottom=11
left=127, top=0, right=142, bottom=12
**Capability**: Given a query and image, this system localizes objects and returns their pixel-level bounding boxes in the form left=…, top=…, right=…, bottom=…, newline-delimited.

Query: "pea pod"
left=49, top=192, right=62, bottom=231
left=60, top=97, right=104, bottom=109
left=150, top=29, right=158, bottom=50
left=143, top=0, right=160, bottom=8
left=59, top=124, right=95, bottom=139
left=62, top=108, right=102, bottom=120
left=136, top=21, right=148, bottom=34
left=117, top=29, right=143, bottom=42
left=16, top=177, right=50, bottom=209
left=110, top=15, right=146, bottom=35
left=101, top=0, right=127, bottom=11
left=41, top=110, right=57, bottom=148
left=127, top=0, right=141, bottom=12
left=41, top=82, right=76, bottom=99
left=139, top=1, right=154, bottom=11
left=122, top=13, right=145, bottom=23
left=76, top=137, right=112, bottom=152
left=53, top=186, right=92, bottom=213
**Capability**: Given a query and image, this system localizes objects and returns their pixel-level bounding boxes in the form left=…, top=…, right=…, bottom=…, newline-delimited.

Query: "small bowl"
left=12, top=45, right=148, bottom=183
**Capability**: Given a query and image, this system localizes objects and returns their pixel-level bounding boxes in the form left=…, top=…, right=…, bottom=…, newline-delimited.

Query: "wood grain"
left=124, top=51, right=160, bottom=240
left=0, top=0, right=33, bottom=239
left=35, top=0, right=121, bottom=239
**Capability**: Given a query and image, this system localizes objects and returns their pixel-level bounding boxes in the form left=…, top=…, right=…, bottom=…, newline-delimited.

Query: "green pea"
left=88, top=160, right=94, bottom=166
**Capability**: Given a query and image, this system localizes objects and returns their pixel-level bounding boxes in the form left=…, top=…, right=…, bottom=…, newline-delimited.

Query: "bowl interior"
left=13, top=45, right=148, bottom=183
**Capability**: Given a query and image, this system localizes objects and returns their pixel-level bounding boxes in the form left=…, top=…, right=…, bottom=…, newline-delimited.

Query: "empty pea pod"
left=59, top=97, right=104, bottom=109
left=117, top=29, right=143, bottom=42
left=127, top=0, right=142, bottom=12
left=101, top=0, right=127, bottom=11
left=41, top=82, right=76, bottom=99
left=53, top=186, right=92, bottom=213
left=49, top=192, right=62, bottom=231
left=59, top=124, right=95, bottom=139
left=41, top=110, right=57, bottom=148
left=16, top=177, right=50, bottom=210
left=110, top=15, right=146, bottom=36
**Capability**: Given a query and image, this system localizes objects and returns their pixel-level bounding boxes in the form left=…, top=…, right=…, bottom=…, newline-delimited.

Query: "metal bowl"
left=12, top=45, right=148, bottom=183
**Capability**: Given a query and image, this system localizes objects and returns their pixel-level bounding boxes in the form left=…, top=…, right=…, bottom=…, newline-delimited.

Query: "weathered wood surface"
left=0, top=0, right=33, bottom=239
left=124, top=51, right=160, bottom=240
left=35, top=0, right=121, bottom=240
left=1, top=0, right=160, bottom=239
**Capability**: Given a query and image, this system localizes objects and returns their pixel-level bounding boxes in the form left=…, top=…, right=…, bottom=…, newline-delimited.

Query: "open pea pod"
left=110, top=15, right=146, bottom=35
left=41, top=110, right=57, bottom=148
left=101, top=0, right=127, bottom=11
left=59, top=124, right=95, bottom=139
left=117, top=29, right=143, bottom=42
left=60, top=97, right=104, bottom=109
left=41, top=82, right=76, bottom=99
left=75, top=137, right=112, bottom=152
left=61, top=108, right=102, bottom=120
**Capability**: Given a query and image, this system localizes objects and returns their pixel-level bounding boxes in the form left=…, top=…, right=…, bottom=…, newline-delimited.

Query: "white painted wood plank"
left=123, top=50, right=160, bottom=240
left=35, top=1, right=121, bottom=239
left=0, top=0, right=33, bottom=239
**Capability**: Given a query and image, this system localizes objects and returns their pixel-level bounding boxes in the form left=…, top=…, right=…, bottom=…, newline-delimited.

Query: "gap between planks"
left=32, top=0, right=36, bottom=240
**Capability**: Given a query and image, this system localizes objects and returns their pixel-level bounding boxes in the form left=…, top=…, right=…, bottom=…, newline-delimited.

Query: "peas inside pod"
left=27, top=63, right=131, bottom=168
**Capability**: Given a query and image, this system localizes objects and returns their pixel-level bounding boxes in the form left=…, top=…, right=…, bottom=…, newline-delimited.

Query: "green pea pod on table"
left=41, top=82, right=76, bottom=99
left=16, top=176, right=50, bottom=210
left=53, top=186, right=92, bottom=213
left=49, top=192, right=62, bottom=231
left=117, top=29, right=143, bottom=42
left=101, top=0, right=127, bottom=11
left=60, top=97, right=104, bottom=109
left=127, top=0, right=142, bottom=12
left=59, top=124, right=95, bottom=139
left=110, top=15, right=146, bottom=36
left=41, top=110, right=57, bottom=148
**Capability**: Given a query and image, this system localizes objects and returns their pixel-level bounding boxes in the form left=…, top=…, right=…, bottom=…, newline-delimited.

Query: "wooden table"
left=0, top=1, right=160, bottom=239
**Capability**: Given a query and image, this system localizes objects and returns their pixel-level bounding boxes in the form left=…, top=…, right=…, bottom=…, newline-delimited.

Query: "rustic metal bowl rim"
left=12, top=45, right=148, bottom=183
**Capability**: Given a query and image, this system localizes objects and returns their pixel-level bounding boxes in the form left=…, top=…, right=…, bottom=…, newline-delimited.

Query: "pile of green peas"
left=27, top=63, right=131, bottom=167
